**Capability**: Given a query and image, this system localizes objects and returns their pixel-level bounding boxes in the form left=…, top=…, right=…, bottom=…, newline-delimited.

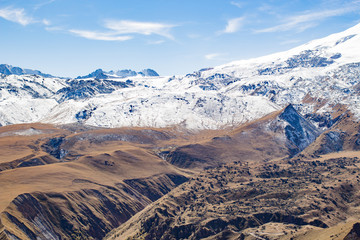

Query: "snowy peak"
left=77, top=68, right=159, bottom=79
left=0, top=64, right=54, bottom=78
left=205, top=22, right=360, bottom=78
left=76, top=69, right=109, bottom=80
left=139, top=69, right=159, bottom=77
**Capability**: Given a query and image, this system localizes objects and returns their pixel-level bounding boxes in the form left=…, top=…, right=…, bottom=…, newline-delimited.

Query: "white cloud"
left=104, top=20, right=175, bottom=39
left=230, top=1, right=244, bottom=8
left=205, top=53, right=227, bottom=60
left=256, top=7, right=358, bottom=33
left=70, top=20, right=176, bottom=42
left=42, top=19, right=51, bottom=26
left=69, top=29, right=133, bottom=41
left=0, top=7, right=35, bottom=26
left=222, top=17, right=245, bottom=34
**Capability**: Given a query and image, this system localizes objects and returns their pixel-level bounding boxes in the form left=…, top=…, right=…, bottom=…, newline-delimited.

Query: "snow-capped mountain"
left=76, top=68, right=159, bottom=79
left=0, top=64, right=55, bottom=78
left=1, top=23, right=360, bottom=129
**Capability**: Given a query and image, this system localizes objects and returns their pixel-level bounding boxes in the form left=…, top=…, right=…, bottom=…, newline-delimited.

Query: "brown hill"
left=161, top=104, right=319, bottom=170
left=0, top=123, right=194, bottom=239
left=0, top=105, right=358, bottom=239
left=107, top=152, right=360, bottom=240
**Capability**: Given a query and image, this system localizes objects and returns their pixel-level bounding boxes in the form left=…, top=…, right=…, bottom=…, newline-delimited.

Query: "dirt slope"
left=107, top=152, right=360, bottom=240
left=0, top=123, right=193, bottom=239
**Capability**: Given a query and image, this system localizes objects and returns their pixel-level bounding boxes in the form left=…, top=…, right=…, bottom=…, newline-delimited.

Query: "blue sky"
left=0, top=0, right=360, bottom=77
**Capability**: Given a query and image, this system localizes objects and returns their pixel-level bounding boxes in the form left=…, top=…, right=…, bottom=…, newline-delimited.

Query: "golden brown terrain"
left=1, top=105, right=360, bottom=240
left=105, top=106, right=360, bottom=240
left=106, top=152, right=360, bottom=240
left=0, top=123, right=194, bottom=239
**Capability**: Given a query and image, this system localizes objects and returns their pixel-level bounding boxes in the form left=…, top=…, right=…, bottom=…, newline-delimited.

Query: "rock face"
left=302, top=111, right=360, bottom=157
left=344, top=223, right=360, bottom=240
left=279, top=104, right=320, bottom=156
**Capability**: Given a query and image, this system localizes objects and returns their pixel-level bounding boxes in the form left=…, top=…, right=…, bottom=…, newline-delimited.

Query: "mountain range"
left=1, top=23, right=360, bottom=240
left=1, top=23, right=360, bottom=131
left=0, top=64, right=55, bottom=78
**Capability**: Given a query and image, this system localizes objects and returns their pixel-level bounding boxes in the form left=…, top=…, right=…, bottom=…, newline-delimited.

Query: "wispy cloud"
left=34, top=0, right=56, bottom=11
left=70, top=20, right=176, bottom=41
left=0, top=7, right=35, bottom=26
left=69, top=30, right=133, bottom=41
left=205, top=53, right=227, bottom=60
left=221, top=17, right=245, bottom=34
left=42, top=19, right=51, bottom=26
left=256, top=7, right=358, bottom=33
left=45, top=26, right=63, bottom=31
left=280, top=39, right=302, bottom=45
left=0, top=6, right=51, bottom=27
left=257, top=3, right=279, bottom=16
left=104, top=20, right=175, bottom=39
left=147, top=40, right=165, bottom=45
left=230, top=1, right=244, bottom=8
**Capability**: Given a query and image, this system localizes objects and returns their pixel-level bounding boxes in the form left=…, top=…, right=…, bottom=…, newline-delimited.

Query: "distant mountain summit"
left=0, top=64, right=54, bottom=78
left=138, top=69, right=159, bottom=77
left=76, top=68, right=159, bottom=79
left=76, top=69, right=109, bottom=80
left=0, top=64, right=159, bottom=80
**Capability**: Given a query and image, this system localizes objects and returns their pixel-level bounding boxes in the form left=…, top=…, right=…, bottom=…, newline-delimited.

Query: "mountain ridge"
left=0, top=23, right=360, bottom=130
left=0, top=64, right=55, bottom=78
left=76, top=68, right=159, bottom=79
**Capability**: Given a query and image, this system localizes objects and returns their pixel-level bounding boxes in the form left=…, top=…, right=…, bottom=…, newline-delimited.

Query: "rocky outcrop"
left=279, top=104, right=320, bottom=156
left=302, top=111, right=360, bottom=157
left=41, top=137, right=67, bottom=159
left=56, top=78, right=132, bottom=102
left=344, top=223, right=360, bottom=240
